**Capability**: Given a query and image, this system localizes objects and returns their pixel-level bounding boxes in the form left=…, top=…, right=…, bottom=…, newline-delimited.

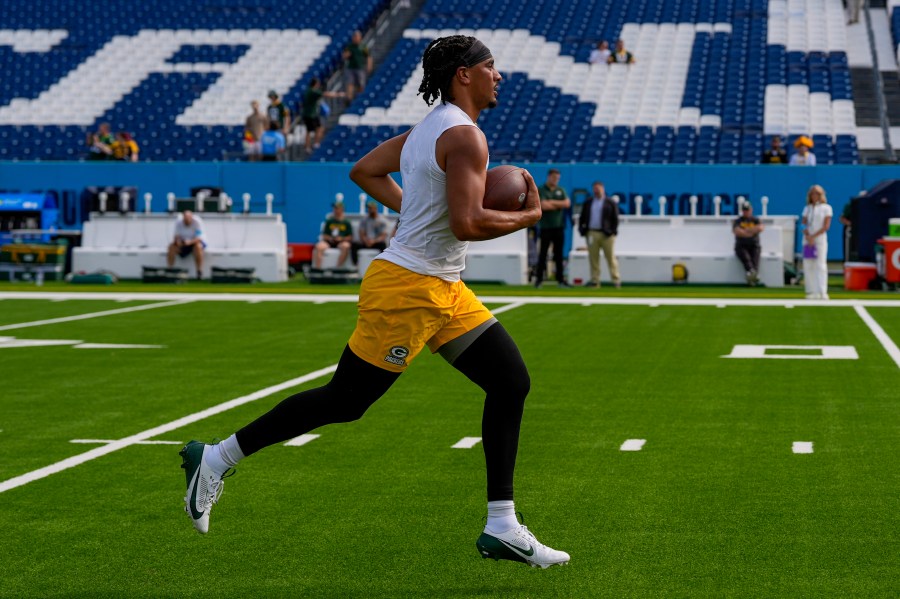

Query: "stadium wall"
left=2, top=162, right=899, bottom=260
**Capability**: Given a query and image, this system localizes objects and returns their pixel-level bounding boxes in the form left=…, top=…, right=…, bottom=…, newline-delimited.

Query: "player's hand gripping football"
left=520, top=170, right=542, bottom=227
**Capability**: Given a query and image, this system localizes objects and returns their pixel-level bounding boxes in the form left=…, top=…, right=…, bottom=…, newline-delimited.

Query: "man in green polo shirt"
left=343, top=30, right=373, bottom=102
left=314, top=201, right=354, bottom=269
left=534, top=168, right=572, bottom=288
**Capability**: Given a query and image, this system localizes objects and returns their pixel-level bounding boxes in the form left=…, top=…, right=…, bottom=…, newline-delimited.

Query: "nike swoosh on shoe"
left=499, top=538, right=534, bottom=557
left=187, top=468, right=204, bottom=520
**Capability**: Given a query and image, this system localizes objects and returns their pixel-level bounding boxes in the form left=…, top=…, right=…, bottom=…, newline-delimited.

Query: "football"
left=483, top=165, right=528, bottom=211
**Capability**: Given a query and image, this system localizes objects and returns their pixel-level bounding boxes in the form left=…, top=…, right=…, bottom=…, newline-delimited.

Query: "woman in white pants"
left=801, top=185, right=833, bottom=299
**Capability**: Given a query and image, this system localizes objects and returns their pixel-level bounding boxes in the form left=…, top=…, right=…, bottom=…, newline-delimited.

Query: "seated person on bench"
left=167, top=210, right=206, bottom=279
left=352, top=199, right=390, bottom=264
left=314, top=200, right=353, bottom=269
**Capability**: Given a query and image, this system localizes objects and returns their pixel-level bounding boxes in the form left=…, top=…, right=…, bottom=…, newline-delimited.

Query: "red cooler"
left=843, top=262, right=877, bottom=290
left=879, top=238, right=900, bottom=283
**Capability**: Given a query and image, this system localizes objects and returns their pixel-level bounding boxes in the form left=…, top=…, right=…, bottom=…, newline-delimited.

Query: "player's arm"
left=349, top=130, right=410, bottom=213
left=442, top=126, right=541, bottom=241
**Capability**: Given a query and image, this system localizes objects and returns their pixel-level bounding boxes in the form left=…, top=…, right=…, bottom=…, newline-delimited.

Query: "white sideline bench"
left=568, top=215, right=788, bottom=287
left=317, top=212, right=528, bottom=285
left=72, top=213, right=289, bottom=281
left=464, top=229, right=528, bottom=285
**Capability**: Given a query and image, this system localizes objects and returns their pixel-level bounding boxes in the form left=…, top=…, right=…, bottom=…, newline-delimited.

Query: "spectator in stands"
left=733, top=202, right=765, bottom=286
left=801, top=185, right=832, bottom=299
left=761, top=135, right=788, bottom=164
left=302, top=78, right=345, bottom=153
left=790, top=136, right=817, bottom=166
left=352, top=199, right=389, bottom=264
left=588, top=41, right=611, bottom=65
left=260, top=122, right=286, bottom=162
left=578, top=181, right=621, bottom=288
left=266, top=91, right=291, bottom=136
left=244, top=100, right=269, bottom=161
left=534, top=168, right=571, bottom=288
left=86, top=122, right=114, bottom=160
left=111, top=131, right=139, bottom=162
left=314, top=200, right=353, bottom=269
left=608, top=39, right=635, bottom=64
left=343, top=30, right=373, bottom=102
left=847, top=0, right=862, bottom=24
left=167, top=210, right=206, bottom=280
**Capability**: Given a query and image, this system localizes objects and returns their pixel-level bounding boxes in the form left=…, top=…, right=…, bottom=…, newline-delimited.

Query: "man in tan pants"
left=578, top=182, right=621, bottom=288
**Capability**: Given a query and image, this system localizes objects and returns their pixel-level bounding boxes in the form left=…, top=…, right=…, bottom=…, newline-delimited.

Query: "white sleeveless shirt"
left=378, top=102, right=485, bottom=281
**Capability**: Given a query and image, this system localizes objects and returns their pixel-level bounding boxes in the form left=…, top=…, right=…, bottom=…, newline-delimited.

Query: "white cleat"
left=179, top=441, right=230, bottom=534
left=476, top=524, right=570, bottom=569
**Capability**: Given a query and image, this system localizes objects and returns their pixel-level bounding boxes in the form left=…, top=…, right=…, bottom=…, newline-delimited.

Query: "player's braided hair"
left=417, top=35, right=477, bottom=106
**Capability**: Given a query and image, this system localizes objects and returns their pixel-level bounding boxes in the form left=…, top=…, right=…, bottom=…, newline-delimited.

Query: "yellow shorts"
left=348, top=259, right=494, bottom=372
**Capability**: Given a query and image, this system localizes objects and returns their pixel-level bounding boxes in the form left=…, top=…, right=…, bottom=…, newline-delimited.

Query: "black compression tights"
left=451, top=323, right=530, bottom=501
left=235, top=323, right=529, bottom=502
left=235, top=345, right=399, bottom=456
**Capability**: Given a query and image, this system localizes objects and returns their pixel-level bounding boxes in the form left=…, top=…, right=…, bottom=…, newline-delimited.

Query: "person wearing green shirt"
left=342, top=30, right=373, bottom=102
left=315, top=201, right=354, bottom=269
left=839, top=199, right=853, bottom=262
left=302, top=78, right=345, bottom=153
left=534, top=168, right=572, bottom=288
left=266, top=91, right=291, bottom=135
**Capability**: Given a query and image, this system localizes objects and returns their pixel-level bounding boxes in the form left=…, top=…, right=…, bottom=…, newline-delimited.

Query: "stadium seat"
left=0, top=0, right=862, bottom=163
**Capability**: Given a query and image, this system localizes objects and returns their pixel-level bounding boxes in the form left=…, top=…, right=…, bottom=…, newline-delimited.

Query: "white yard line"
left=620, top=439, right=647, bottom=451
left=70, top=439, right=183, bottom=445
left=0, top=363, right=337, bottom=494
left=854, top=305, right=900, bottom=369
left=491, top=301, right=525, bottom=315
left=792, top=442, right=814, bottom=454
left=0, top=299, right=190, bottom=332
left=284, top=434, right=321, bottom=447
left=451, top=437, right=482, bottom=449
left=2, top=291, right=900, bottom=308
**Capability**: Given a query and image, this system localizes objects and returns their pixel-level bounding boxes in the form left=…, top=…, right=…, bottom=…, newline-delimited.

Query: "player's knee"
left=324, top=378, right=384, bottom=423
left=339, top=397, right=374, bottom=422
left=505, top=367, right=531, bottom=401
left=484, top=362, right=530, bottom=400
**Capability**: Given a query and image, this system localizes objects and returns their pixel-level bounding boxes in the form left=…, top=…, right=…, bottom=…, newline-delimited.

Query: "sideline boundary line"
left=0, top=364, right=337, bottom=494
left=0, top=299, right=191, bottom=332
left=491, top=301, right=525, bottom=315
left=2, top=291, right=899, bottom=308
left=855, top=305, right=900, bottom=369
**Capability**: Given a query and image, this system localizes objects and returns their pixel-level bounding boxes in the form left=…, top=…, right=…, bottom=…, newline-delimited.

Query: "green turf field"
left=1, top=292, right=898, bottom=598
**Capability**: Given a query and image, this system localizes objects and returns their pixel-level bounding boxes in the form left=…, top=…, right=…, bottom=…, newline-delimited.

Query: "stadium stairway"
left=289, top=0, right=430, bottom=161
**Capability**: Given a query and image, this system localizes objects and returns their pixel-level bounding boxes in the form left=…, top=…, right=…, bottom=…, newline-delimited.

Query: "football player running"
left=179, top=35, right=569, bottom=569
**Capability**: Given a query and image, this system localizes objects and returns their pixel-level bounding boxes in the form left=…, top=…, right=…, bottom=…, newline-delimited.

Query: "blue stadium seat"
left=0, top=0, right=861, bottom=163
